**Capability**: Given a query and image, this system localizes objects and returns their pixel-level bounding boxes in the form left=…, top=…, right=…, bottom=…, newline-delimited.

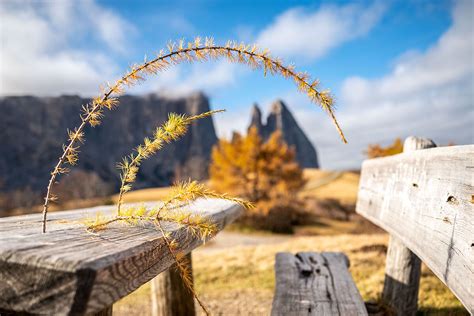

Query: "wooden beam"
left=356, top=143, right=474, bottom=313
left=0, top=199, right=243, bottom=315
left=271, top=252, right=367, bottom=316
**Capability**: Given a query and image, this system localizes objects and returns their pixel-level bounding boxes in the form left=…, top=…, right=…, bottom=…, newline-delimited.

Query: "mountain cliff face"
left=248, top=100, right=319, bottom=168
left=0, top=93, right=218, bottom=192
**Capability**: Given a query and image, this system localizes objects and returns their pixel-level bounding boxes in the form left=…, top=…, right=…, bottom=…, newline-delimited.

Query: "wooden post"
left=381, top=136, right=436, bottom=315
left=150, top=252, right=196, bottom=316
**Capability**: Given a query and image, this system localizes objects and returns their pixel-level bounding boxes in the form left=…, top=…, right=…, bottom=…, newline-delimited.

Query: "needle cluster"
left=43, top=37, right=345, bottom=234
left=82, top=109, right=251, bottom=315
left=85, top=180, right=253, bottom=315
left=116, top=110, right=224, bottom=215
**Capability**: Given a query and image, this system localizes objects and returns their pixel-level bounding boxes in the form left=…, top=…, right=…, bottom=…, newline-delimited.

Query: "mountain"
left=248, top=100, right=319, bottom=168
left=0, top=93, right=218, bottom=193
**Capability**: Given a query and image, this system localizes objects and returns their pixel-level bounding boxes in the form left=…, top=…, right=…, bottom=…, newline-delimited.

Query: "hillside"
left=301, top=168, right=360, bottom=204
left=114, top=169, right=360, bottom=205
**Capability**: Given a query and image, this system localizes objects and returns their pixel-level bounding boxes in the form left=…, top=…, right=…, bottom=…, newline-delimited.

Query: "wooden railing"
left=356, top=137, right=473, bottom=314
left=0, top=199, right=243, bottom=315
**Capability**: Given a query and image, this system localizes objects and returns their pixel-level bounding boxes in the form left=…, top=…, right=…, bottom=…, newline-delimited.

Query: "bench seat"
left=271, top=252, right=368, bottom=316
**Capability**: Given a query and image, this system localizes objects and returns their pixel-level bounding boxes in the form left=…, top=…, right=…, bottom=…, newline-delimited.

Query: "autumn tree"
left=209, top=127, right=305, bottom=232
left=365, top=137, right=404, bottom=158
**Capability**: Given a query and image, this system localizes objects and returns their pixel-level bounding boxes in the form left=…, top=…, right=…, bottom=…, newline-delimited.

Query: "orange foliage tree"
left=209, top=127, right=305, bottom=232
left=365, top=138, right=404, bottom=158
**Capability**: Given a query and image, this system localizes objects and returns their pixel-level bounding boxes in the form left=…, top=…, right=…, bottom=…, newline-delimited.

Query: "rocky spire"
left=248, top=103, right=263, bottom=132
left=248, top=99, right=319, bottom=168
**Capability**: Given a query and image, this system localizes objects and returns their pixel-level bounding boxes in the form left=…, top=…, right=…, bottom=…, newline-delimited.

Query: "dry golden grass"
left=110, top=168, right=359, bottom=206
left=111, top=186, right=173, bottom=204
left=300, top=168, right=360, bottom=205
left=114, top=233, right=467, bottom=315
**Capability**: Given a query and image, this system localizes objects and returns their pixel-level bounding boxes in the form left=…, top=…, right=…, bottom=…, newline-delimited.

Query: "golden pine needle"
left=43, top=38, right=345, bottom=241
left=116, top=110, right=225, bottom=215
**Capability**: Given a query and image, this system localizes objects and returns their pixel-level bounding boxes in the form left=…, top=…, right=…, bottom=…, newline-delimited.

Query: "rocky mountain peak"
left=0, top=93, right=218, bottom=192
left=248, top=100, right=319, bottom=168
left=269, top=99, right=286, bottom=115
left=250, top=103, right=263, bottom=130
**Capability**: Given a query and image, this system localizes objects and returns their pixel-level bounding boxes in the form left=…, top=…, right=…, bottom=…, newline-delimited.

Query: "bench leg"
left=150, top=252, right=196, bottom=316
left=382, top=235, right=421, bottom=316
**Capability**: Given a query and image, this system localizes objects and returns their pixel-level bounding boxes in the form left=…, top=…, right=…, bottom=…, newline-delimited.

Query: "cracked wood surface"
left=271, top=252, right=367, bottom=315
left=0, top=198, right=243, bottom=315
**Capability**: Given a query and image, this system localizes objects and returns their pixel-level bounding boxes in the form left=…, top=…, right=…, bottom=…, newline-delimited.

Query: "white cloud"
left=130, top=61, right=242, bottom=97
left=170, top=62, right=239, bottom=94
left=213, top=107, right=250, bottom=140
left=281, top=0, right=473, bottom=170
left=0, top=0, right=134, bottom=96
left=256, top=1, right=386, bottom=61
left=0, top=0, right=239, bottom=97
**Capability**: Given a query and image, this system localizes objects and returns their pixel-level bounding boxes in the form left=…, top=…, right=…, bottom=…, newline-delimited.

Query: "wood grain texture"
left=0, top=198, right=243, bottom=315
left=271, top=252, right=367, bottom=316
left=381, top=136, right=434, bottom=316
left=356, top=144, right=474, bottom=313
left=150, top=252, right=196, bottom=316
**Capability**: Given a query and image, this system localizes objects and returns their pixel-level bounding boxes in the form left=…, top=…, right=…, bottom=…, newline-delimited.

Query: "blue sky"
left=1, top=0, right=472, bottom=169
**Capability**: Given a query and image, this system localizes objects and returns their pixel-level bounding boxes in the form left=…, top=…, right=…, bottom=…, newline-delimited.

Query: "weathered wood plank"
left=356, top=144, right=474, bottom=313
left=0, top=199, right=243, bottom=315
left=381, top=136, right=434, bottom=315
left=271, top=252, right=367, bottom=316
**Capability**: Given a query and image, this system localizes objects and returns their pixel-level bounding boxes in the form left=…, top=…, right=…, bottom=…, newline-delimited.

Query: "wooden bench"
left=0, top=199, right=243, bottom=315
left=271, top=136, right=473, bottom=315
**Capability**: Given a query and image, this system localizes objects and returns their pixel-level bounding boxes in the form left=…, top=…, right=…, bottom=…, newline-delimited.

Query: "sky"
left=0, top=0, right=473, bottom=169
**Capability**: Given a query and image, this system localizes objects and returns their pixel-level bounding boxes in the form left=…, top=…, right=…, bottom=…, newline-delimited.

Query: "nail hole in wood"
left=447, top=196, right=457, bottom=204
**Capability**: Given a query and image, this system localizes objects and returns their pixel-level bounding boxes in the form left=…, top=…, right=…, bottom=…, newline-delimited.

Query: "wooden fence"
left=356, top=137, right=473, bottom=314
